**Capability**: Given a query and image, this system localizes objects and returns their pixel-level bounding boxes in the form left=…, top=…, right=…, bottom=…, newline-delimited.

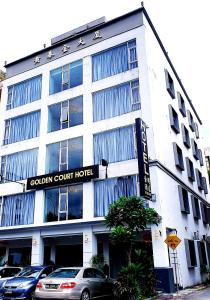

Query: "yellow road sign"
left=165, top=234, right=181, bottom=250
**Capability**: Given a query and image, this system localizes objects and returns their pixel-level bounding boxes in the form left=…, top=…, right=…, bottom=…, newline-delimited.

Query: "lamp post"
left=101, top=159, right=108, bottom=179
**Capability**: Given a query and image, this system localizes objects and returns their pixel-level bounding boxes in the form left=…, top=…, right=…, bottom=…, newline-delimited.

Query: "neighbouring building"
left=0, top=70, right=5, bottom=102
left=0, top=7, right=209, bottom=291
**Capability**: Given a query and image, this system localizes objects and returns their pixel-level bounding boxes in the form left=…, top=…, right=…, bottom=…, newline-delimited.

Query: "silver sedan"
left=34, top=267, right=113, bottom=300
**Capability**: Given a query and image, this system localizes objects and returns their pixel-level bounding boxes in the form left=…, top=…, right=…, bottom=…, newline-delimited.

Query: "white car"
left=34, top=267, right=114, bottom=300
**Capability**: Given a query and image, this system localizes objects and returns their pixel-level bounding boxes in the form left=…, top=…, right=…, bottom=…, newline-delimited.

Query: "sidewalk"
left=155, top=284, right=208, bottom=299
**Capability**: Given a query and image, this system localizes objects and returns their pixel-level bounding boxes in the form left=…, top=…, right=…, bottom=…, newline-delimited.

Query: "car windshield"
left=47, top=269, right=80, bottom=278
left=0, top=268, right=21, bottom=278
left=17, top=267, right=41, bottom=278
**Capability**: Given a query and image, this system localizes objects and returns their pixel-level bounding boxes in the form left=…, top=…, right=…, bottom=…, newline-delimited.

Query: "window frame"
left=191, top=139, right=199, bottom=160
left=187, top=110, right=195, bottom=132
left=169, top=105, right=180, bottom=134
left=181, top=124, right=190, bottom=149
left=191, top=196, right=200, bottom=219
left=195, top=168, right=203, bottom=190
left=173, top=143, right=184, bottom=171
left=165, top=69, right=175, bottom=99
left=178, top=185, right=190, bottom=214
left=177, top=92, right=186, bottom=117
left=185, top=239, right=197, bottom=268
left=186, top=157, right=195, bottom=182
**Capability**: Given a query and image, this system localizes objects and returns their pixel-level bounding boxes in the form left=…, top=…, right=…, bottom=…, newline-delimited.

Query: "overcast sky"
left=0, top=0, right=209, bottom=146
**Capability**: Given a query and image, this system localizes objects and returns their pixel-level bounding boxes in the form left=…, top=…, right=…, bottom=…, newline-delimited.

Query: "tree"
left=105, top=196, right=161, bottom=299
left=105, top=196, right=161, bottom=264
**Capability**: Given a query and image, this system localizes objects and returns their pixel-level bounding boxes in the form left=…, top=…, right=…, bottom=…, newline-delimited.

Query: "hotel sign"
left=135, top=118, right=151, bottom=200
left=26, top=165, right=99, bottom=190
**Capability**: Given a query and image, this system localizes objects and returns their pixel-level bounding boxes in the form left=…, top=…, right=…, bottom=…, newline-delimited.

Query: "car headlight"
left=18, top=282, right=31, bottom=288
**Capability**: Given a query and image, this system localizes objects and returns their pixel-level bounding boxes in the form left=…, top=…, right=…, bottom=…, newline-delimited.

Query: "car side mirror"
left=41, top=274, right=47, bottom=278
left=105, top=275, right=108, bottom=280
left=0, top=275, right=2, bottom=278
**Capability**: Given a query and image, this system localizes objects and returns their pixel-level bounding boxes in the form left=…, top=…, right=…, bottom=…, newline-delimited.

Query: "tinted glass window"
left=48, top=268, right=80, bottom=278
left=0, top=268, right=21, bottom=278
left=94, top=269, right=105, bottom=279
left=83, top=268, right=95, bottom=278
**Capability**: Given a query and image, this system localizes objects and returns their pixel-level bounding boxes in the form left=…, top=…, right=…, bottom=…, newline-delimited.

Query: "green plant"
left=90, top=254, right=105, bottom=271
left=105, top=196, right=160, bottom=264
left=113, top=263, right=143, bottom=300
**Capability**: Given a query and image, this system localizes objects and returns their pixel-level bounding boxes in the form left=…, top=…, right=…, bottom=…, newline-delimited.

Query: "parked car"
left=0, top=265, right=59, bottom=300
left=0, top=266, right=23, bottom=287
left=34, top=267, right=114, bottom=300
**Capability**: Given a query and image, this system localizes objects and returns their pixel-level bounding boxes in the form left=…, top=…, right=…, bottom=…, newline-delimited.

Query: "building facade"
left=0, top=7, right=209, bottom=290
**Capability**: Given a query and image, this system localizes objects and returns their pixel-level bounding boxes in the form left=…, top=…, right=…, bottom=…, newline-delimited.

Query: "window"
left=186, top=158, right=195, bottom=182
left=191, top=196, right=200, bottom=219
left=185, top=239, right=197, bottom=267
left=92, top=39, right=138, bottom=81
left=93, top=126, right=136, bottom=164
left=3, top=111, right=40, bottom=145
left=94, top=175, right=137, bottom=217
left=187, top=110, right=195, bottom=132
left=191, top=139, right=199, bottom=160
left=195, top=168, right=203, bottom=190
left=198, top=149, right=204, bottom=166
left=48, top=96, right=83, bottom=132
left=178, top=185, right=190, bottom=214
left=177, top=92, right=186, bottom=117
left=173, top=143, right=184, bottom=171
left=169, top=105, right=180, bottom=133
left=200, top=203, right=208, bottom=224
left=164, top=69, right=175, bottom=99
left=202, top=177, right=208, bottom=194
left=49, top=60, right=83, bottom=95
left=194, top=123, right=199, bottom=139
left=46, top=137, right=83, bottom=174
left=181, top=124, right=190, bottom=148
left=1, top=149, right=38, bottom=182
left=197, top=241, right=207, bottom=266
left=0, top=192, right=35, bottom=227
left=7, top=75, right=42, bottom=110
left=93, top=80, right=140, bottom=122
left=44, top=184, right=83, bottom=222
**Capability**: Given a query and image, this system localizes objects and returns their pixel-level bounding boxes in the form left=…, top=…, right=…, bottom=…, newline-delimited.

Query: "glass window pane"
left=48, top=103, right=61, bottom=132
left=46, top=143, right=60, bottom=173
left=70, top=60, right=83, bottom=88
left=50, top=68, right=62, bottom=95
left=61, top=107, right=69, bottom=123
left=61, top=140, right=68, bottom=148
left=60, top=195, right=67, bottom=211
left=68, top=137, right=83, bottom=169
left=69, top=96, right=83, bottom=127
left=60, top=148, right=67, bottom=164
left=45, top=188, right=59, bottom=222
left=68, top=184, right=83, bottom=219
left=59, top=213, right=67, bottom=221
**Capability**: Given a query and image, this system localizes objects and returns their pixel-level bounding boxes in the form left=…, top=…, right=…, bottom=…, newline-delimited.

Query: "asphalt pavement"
left=156, top=286, right=210, bottom=299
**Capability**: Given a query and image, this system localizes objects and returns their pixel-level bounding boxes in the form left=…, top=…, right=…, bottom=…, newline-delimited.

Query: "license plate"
left=45, top=284, right=59, bottom=289
left=5, top=290, right=12, bottom=295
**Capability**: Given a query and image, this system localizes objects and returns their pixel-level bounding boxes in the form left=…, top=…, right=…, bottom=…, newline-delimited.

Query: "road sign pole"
left=173, top=250, right=179, bottom=294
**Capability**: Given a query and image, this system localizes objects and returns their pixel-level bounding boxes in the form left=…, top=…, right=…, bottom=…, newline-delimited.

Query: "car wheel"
left=80, top=290, right=90, bottom=300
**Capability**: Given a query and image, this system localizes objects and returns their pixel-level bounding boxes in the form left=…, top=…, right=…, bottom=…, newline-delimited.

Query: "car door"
left=94, top=269, right=112, bottom=296
left=83, top=268, right=99, bottom=298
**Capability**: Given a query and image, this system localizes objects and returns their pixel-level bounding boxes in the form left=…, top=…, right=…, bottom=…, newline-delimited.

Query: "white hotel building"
left=0, top=7, right=209, bottom=292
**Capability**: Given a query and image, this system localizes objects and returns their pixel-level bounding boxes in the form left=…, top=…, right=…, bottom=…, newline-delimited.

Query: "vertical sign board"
left=135, top=118, right=151, bottom=200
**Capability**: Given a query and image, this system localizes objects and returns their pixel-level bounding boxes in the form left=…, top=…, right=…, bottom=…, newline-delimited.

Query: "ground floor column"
left=50, top=244, right=56, bottom=263
left=83, top=227, right=97, bottom=267
left=31, top=232, right=44, bottom=265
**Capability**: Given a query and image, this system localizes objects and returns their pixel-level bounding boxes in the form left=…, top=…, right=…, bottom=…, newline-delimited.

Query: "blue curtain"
left=94, top=126, right=136, bottom=164
left=7, top=75, right=42, bottom=109
left=3, top=148, right=38, bottom=181
left=94, top=175, right=137, bottom=217
left=93, top=82, right=137, bottom=121
left=1, top=192, right=35, bottom=226
left=7, top=111, right=40, bottom=144
left=92, top=43, right=128, bottom=81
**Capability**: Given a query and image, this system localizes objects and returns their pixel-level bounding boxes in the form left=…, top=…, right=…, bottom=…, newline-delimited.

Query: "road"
left=184, top=287, right=210, bottom=299
left=157, top=287, right=210, bottom=299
